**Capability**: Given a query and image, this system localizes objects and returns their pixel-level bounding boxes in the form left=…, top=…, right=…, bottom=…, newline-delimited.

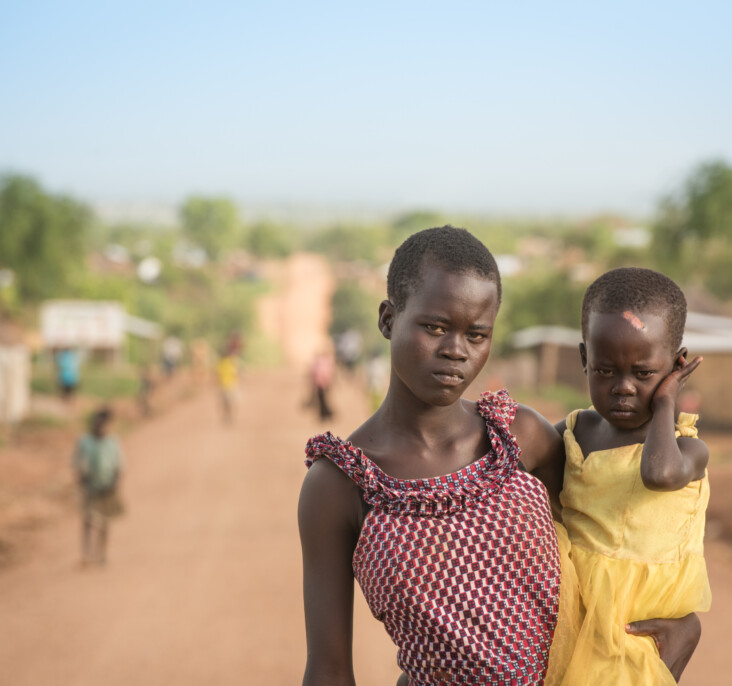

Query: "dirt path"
left=2, top=374, right=729, bottom=686
left=0, top=368, right=402, bottom=686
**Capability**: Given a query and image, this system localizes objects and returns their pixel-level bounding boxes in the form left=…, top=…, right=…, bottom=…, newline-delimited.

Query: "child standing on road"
left=558, top=267, right=711, bottom=685
left=299, top=229, right=700, bottom=686
left=72, top=407, right=124, bottom=566
left=216, top=350, right=240, bottom=424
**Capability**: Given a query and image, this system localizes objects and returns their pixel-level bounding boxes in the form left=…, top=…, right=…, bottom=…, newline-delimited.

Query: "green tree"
left=390, top=211, right=444, bottom=245
left=0, top=174, right=90, bottom=301
left=652, top=160, right=732, bottom=261
left=245, top=222, right=296, bottom=258
left=329, top=280, right=383, bottom=351
left=180, top=196, right=240, bottom=261
left=652, top=160, right=732, bottom=296
left=496, top=271, right=586, bottom=353
left=306, top=225, right=387, bottom=263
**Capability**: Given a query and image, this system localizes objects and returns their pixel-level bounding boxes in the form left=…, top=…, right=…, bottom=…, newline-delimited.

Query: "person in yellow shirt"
left=557, top=267, right=711, bottom=685
left=216, top=351, right=240, bottom=424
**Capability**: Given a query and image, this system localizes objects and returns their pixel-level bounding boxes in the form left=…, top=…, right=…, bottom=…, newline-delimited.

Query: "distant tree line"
left=2, top=158, right=731, bottom=354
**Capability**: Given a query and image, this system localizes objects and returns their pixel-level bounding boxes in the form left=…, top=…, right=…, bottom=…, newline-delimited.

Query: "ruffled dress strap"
left=304, top=389, right=522, bottom=517
left=475, top=388, right=521, bottom=482
left=564, top=408, right=582, bottom=432
left=305, top=431, right=377, bottom=492
left=676, top=412, right=699, bottom=438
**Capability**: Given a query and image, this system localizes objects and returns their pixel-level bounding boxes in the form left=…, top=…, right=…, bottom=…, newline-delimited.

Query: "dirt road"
left=1, top=369, right=730, bottom=686
left=0, top=368, right=403, bottom=686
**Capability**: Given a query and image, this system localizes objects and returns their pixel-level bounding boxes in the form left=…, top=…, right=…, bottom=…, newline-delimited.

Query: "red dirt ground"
left=1, top=371, right=730, bottom=685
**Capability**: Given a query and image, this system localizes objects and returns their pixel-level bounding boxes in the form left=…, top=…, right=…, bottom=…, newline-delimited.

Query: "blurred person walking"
left=309, top=350, right=335, bottom=420
left=335, top=328, right=362, bottom=373
left=55, top=347, right=80, bottom=401
left=72, top=407, right=124, bottom=566
left=161, top=335, right=184, bottom=378
left=137, top=364, right=155, bottom=417
left=216, top=349, right=240, bottom=424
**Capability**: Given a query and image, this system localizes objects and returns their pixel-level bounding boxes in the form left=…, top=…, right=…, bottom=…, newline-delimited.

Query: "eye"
left=467, top=332, right=487, bottom=343
left=594, top=368, right=613, bottom=377
left=424, top=323, right=445, bottom=335
left=636, top=370, right=655, bottom=379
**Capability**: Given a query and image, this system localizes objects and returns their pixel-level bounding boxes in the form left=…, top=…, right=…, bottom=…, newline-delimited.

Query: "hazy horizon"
left=3, top=2, right=731, bottom=217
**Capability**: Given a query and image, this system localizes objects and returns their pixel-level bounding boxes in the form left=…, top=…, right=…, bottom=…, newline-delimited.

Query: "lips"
left=610, top=405, right=635, bottom=417
left=432, top=369, right=465, bottom=386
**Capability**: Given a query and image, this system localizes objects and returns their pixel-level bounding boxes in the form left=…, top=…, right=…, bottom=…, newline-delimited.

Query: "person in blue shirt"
left=55, top=347, right=80, bottom=400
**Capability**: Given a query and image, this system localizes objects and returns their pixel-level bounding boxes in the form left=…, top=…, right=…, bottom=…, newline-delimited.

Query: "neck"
left=377, top=389, right=470, bottom=446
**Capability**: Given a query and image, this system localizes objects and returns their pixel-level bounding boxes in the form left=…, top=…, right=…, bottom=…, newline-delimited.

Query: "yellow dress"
left=544, top=521, right=582, bottom=686
left=558, top=410, right=711, bottom=685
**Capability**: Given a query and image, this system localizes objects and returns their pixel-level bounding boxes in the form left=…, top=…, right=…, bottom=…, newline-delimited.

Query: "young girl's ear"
left=378, top=300, right=395, bottom=340
left=579, top=342, right=588, bottom=374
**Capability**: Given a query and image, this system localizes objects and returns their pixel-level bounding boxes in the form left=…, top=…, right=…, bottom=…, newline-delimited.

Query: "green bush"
left=329, top=280, right=384, bottom=354
left=307, top=225, right=388, bottom=263
left=245, top=223, right=298, bottom=258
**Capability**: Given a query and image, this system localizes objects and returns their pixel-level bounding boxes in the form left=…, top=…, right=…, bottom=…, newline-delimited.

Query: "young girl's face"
left=582, top=308, right=677, bottom=431
left=382, top=264, right=499, bottom=407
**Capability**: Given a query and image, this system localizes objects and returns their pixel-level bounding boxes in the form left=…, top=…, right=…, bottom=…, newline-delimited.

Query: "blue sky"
left=2, top=1, right=731, bottom=216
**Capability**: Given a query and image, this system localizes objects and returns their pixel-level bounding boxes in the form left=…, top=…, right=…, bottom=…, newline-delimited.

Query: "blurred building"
left=0, top=318, right=31, bottom=424
left=511, top=313, right=732, bottom=428
left=40, top=300, right=161, bottom=361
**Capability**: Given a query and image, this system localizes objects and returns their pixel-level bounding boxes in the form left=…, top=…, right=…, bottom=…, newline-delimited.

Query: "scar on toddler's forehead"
left=621, top=310, right=646, bottom=331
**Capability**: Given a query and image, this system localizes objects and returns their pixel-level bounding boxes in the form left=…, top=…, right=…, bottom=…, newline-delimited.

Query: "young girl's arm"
left=641, top=355, right=709, bottom=491
left=298, top=458, right=362, bottom=686
left=626, top=613, right=702, bottom=681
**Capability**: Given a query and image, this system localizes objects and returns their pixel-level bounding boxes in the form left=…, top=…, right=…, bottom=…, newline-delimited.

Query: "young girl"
left=299, top=229, right=700, bottom=686
left=558, top=267, right=711, bottom=685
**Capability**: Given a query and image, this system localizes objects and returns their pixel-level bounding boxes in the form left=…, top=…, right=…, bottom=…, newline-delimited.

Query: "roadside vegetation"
left=1, top=158, right=731, bottom=411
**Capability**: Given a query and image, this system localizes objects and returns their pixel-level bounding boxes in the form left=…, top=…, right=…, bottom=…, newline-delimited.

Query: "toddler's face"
left=582, top=309, right=676, bottom=430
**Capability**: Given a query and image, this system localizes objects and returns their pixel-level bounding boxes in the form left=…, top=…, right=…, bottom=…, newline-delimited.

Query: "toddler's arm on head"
left=641, top=355, right=708, bottom=490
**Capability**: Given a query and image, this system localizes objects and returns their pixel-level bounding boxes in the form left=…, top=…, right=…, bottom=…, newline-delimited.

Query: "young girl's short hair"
left=581, top=267, right=687, bottom=351
left=387, top=225, right=502, bottom=311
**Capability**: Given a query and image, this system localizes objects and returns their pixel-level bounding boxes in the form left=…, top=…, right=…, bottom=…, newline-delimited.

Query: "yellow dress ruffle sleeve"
left=558, top=410, right=711, bottom=685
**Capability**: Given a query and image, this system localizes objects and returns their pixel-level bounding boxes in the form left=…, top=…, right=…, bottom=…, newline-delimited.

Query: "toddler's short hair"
left=581, top=267, right=687, bottom=351
left=387, top=226, right=502, bottom=311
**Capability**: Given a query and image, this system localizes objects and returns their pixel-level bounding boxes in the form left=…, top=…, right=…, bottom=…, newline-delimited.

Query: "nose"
left=611, top=375, right=636, bottom=396
left=439, top=334, right=468, bottom=361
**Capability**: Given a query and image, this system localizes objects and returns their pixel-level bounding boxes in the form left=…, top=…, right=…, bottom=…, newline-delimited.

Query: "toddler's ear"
left=675, top=347, right=688, bottom=368
left=579, top=343, right=588, bottom=374
left=378, top=300, right=395, bottom=340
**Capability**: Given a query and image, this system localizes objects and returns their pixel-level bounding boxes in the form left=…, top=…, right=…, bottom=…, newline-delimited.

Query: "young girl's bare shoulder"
left=300, top=446, right=364, bottom=539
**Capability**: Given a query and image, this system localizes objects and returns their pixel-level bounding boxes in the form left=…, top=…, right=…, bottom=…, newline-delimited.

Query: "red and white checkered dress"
left=305, top=390, right=560, bottom=685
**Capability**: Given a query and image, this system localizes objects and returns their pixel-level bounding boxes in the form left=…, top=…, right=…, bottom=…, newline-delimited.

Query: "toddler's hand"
left=652, top=355, right=702, bottom=412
